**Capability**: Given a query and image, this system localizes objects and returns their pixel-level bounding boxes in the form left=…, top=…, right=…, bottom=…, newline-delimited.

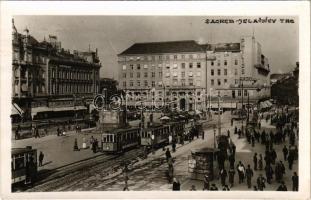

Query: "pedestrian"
left=229, top=153, right=235, bottom=169
left=275, top=161, right=282, bottom=183
left=190, top=185, right=196, bottom=191
left=57, top=127, right=61, bottom=136
left=257, top=153, right=264, bottom=169
left=165, top=148, right=172, bottom=162
left=271, top=148, right=277, bottom=165
left=292, top=172, right=298, bottom=191
left=245, top=164, right=254, bottom=188
left=172, top=178, right=181, bottom=191
left=172, top=141, right=176, bottom=152
left=276, top=181, right=288, bottom=191
left=222, top=185, right=230, bottom=191
left=73, top=138, right=79, bottom=151
left=38, top=151, right=44, bottom=167
left=210, top=184, right=218, bottom=191
left=257, top=174, right=266, bottom=191
left=282, top=145, right=288, bottom=161
left=231, top=118, right=234, bottom=126
left=288, top=151, right=294, bottom=170
left=294, top=145, right=298, bottom=160
left=253, top=153, right=258, bottom=170
left=82, top=137, right=87, bottom=149
left=228, top=167, right=235, bottom=187
left=123, top=170, right=129, bottom=191
left=251, top=133, right=255, bottom=147
left=265, top=164, right=274, bottom=184
left=203, top=175, right=210, bottom=190
left=94, top=139, right=98, bottom=153
left=219, top=168, right=227, bottom=186
left=232, top=143, right=236, bottom=158
left=35, top=126, right=40, bottom=138
left=90, top=136, right=94, bottom=151
left=236, top=161, right=245, bottom=184
left=234, top=126, right=237, bottom=134
left=15, top=125, right=20, bottom=140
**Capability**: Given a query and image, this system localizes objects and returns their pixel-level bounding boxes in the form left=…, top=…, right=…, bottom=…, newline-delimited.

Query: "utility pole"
left=241, top=79, right=244, bottom=136
left=247, top=92, right=250, bottom=123
left=218, top=91, right=221, bottom=136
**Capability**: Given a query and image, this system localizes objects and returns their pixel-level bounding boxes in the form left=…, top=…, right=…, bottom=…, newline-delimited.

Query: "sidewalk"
left=12, top=127, right=102, bottom=171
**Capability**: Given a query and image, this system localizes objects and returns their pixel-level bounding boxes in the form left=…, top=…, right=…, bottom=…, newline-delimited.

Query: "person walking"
left=74, top=138, right=79, bottom=151
left=253, top=153, right=258, bottom=171
left=288, top=151, right=294, bottom=170
left=271, top=148, right=277, bottom=165
left=34, top=126, right=40, bottom=138
left=165, top=148, right=172, bottom=162
left=282, top=145, right=288, bottom=161
left=38, top=151, right=44, bottom=167
left=219, top=168, right=228, bottom=186
left=292, top=172, right=298, bottom=191
left=257, top=174, right=266, bottom=191
left=237, top=161, right=246, bottom=184
left=245, top=165, right=254, bottom=189
left=258, top=154, right=263, bottom=170
left=265, top=164, right=274, bottom=184
left=228, top=167, right=235, bottom=187
left=203, top=175, right=210, bottom=190
left=229, top=153, right=235, bottom=169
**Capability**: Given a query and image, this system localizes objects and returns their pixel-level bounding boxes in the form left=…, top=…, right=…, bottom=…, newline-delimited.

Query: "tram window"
left=14, top=156, right=25, bottom=170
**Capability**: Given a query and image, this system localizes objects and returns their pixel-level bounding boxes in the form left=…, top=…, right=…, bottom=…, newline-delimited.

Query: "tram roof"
left=103, top=127, right=140, bottom=134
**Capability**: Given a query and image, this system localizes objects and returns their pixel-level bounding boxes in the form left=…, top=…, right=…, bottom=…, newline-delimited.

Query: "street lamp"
left=213, top=125, right=216, bottom=149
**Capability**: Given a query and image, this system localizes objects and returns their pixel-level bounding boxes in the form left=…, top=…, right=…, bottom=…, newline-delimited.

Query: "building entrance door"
left=180, top=98, right=186, bottom=111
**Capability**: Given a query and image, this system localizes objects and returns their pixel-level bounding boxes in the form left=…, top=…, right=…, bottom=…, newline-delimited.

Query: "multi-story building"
left=118, top=40, right=207, bottom=111
left=11, top=20, right=101, bottom=121
left=204, top=36, right=270, bottom=109
left=118, top=37, right=270, bottom=112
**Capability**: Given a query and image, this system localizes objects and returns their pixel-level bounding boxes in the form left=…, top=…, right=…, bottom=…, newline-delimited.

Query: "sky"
left=14, top=16, right=299, bottom=78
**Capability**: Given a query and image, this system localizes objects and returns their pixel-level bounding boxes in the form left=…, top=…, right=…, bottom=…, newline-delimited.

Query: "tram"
left=140, top=124, right=170, bottom=148
left=12, top=146, right=37, bottom=185
left=101, top=127, right=140, bottom=153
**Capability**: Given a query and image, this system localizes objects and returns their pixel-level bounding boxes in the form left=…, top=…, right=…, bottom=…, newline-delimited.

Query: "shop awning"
left=11, top=103, right=24, bottom=116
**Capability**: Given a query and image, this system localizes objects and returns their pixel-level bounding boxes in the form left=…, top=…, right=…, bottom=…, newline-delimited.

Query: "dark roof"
left=270, top=73, right=291, bottom=80
left=119, top=40, right=205, bottom=55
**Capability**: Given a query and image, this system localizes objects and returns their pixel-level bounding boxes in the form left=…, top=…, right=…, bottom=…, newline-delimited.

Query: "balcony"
left=254, top=64, right=270, bottom=75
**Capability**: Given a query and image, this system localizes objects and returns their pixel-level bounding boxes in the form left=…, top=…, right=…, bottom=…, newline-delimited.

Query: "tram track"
left=25, top=148, right=144, bottom=192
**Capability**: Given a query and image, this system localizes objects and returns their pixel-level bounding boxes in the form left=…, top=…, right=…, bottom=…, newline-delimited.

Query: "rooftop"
left=119, top=40, right=205, bottom=55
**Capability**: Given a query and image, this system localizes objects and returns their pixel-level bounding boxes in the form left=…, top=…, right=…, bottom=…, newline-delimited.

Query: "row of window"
left=50, top=83, right=94, bottom=94
left=126, top=91, right=202, bottom=96
left=122, top=62, right=201, bottom=70
left=232, top=89, right=248, bottom=97
left=51, top=69, right=94, bottom=81
left=123, top=79, right=201, bottom=87
left=122, top=54, right=203, bottom=62
left=211, top=79, right=228, bottom=86
left=211, top=69, right=234, bottom=76
left=210, top=59, right=238, bottom=66
left=122, top=71, right=202, bottom=78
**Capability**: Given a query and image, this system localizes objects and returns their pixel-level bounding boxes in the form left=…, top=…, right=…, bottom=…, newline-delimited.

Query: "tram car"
left=12, top=146, right=37, bottom=185
left=140, top=124, right=170, bottom=148
left=101, top=127, right=140, bottom=153
left=166, top=121, right=185, bottom=142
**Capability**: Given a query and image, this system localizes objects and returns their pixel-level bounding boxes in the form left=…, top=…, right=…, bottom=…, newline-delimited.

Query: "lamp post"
left=213, top=126, right=216, bottom=149
left=217, top=91, right=221, bottom=136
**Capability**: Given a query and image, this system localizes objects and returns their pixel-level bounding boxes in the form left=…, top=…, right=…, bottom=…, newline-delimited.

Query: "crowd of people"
left=170, top=105, right=299, bottom=191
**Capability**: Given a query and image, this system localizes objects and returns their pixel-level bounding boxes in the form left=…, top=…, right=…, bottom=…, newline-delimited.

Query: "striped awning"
left=11, top=103, right=24, bottom=116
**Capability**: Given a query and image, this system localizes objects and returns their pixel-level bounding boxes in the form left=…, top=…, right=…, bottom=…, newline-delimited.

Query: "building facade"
left=118, top=37, right=271, bottom=111
left=118, top=41, right=207, bottom=112
left=12, top=21, right=101, bottom=121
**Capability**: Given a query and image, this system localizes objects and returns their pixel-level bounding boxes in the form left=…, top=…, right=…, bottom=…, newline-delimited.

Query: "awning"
left=32, top=105, right=87, bottom=113
left=11, top=103, right=24, bottom=116
left=52, top=106, right=87, bottom=112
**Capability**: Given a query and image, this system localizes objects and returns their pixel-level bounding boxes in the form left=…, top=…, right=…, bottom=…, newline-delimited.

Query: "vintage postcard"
left=0, top=1, right=310, bottom=199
